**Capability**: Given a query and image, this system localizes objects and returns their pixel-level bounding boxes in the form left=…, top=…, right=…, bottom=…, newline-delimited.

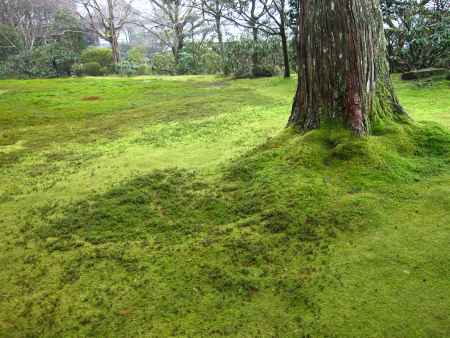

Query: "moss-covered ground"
left=0, top=74, right=449, bottom=337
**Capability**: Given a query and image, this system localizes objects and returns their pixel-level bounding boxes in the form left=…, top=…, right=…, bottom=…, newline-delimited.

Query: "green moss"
left=0, top=75, right=449, bottom=337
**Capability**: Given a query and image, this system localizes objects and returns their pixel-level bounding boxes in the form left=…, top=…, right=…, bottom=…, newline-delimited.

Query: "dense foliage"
left=80, top=48, right=113, bottom=67
left=0, top=9, right=85, bottom=78
left=0, top=0, right=447, bottom=77
left=381, top=0, right=449, bottom=71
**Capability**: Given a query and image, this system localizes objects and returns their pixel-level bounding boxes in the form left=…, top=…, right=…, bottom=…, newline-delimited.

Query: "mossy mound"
left=1, top=75, right=449, bottom=338
left=16, top=122, right=449, bottom=337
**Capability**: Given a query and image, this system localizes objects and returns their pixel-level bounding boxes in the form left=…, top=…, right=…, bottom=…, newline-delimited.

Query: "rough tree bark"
left=107, top=0, right=120, bottom=64
left=251, top=23, right=258, bottom=76
left=280, top=22, right=290, bottom=78
left=172, top=22, right=184, bottom=67
left=214, top=14, right=227, bottom=75
left=109, top=34, right=120, bottom=64
left=288, top=0, right=406, bottom=135
left=275, top=0, right=290, bottom=78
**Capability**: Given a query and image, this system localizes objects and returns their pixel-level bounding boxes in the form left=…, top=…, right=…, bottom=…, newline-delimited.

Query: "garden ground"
left=0, top=75, right=449, bottom=337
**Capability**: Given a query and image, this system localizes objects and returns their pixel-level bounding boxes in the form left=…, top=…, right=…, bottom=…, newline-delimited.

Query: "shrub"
left=44, top=44, right=79, bottom=76
left=151, top=52, right=176, bottom=75
left=100, top=66, right=111, bottom=76
left=83, top=62, right=103, bottom=76
left=128, top=47, right=146, bottom=64
left=0, top=24, right=21, bottom=61
left=2, top=49, right=54, bottom=78
left=0, top=62, right=11, bottom=79
left=0, top=12, right=84, bottom=78
left=81, top=48, right=113, bottom=67
left=71, top=63, right=84, bottom=76
left=200, top=50, right=222, bottom=74
left=1, top=44, right=80, bottom=78
left=115, top=60, right=138, bottom=76
left=223, top=38, right=284, bottom=78
left=71, top=63, right=112, bottom=77
left=136, top=64, right=151, bottom=75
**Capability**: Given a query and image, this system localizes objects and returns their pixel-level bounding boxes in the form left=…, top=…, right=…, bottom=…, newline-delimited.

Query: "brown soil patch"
left=82, top=96, right=101, bottom=101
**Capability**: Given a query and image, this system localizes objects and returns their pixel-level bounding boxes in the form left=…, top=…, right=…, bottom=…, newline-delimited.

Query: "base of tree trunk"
left=289, top=79, right=407, bottom=135
left=288, top=0, right=408, bottom=136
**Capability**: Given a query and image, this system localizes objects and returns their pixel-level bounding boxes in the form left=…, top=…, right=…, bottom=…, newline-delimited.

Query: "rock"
left=401, top=68, right=447, bottom=80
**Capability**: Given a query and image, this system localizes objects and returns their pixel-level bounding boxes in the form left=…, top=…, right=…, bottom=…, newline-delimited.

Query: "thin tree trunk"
left=215, top=15, right=227, bottom=75
left=107, top=0, right=120, bottom=64
left=280, top=25, right=290, bottom=78
left=251, top=24, right=258, bottom=76
left=289, top=0, right=406, bottom=135
left=174, top=38, right=184, bottom=69
left=110, top=35, right=120, bottom=64
left=173, top=23, right=184, bottom=72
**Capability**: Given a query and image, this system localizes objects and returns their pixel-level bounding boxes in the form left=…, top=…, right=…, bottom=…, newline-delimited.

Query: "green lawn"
left=0, top=74, right=449, bottom=337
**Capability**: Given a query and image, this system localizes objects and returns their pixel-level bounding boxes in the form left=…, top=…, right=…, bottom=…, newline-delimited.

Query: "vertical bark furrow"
left=289, top=0, right=405, bottom=135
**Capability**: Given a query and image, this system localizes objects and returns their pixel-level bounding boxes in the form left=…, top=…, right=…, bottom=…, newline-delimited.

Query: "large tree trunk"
left=289, top=0, right=406, bottom=135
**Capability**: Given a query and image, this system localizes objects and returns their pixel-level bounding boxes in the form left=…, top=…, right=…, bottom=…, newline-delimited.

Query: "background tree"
left=261, top=0, right=291, bottom=77
left=50, top=10, right=86, bottom=53
left=194, top=0, right=228, bottom=74
left=222, top=0, right=267, bottom=76
left=381, top=0, right=449, bottom=71
left=289, top=0, right=406, bottom=135
left=143, top=0, right=205, bottom=70
left=0, top=0, right=85, bottom=77
left=77, top=0, right=136, bottom=63
left=286, top=0, right=298, bottom=64
left=0, top=24, right=22, bottom=61
left=0, top=0, right=75, bottom=52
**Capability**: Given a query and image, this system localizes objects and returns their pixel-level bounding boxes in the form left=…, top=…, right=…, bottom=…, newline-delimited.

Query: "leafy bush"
left=44, top=44, right=79, bottom=76
left=136, top=64, right=151, bottom=75
left=200, top=49, right=222, bottom=74
left=83, top=62, right=103, bottom=76
left=177, top=50, right=197, bottom=74
left=0, top=24, right=21, bottom=61
left=71, top=63, right=84, bottom=76
left=119, top=38, right=291, bottom=77
left=0, top=62, right=14, bottom=79
left=151, top=52, right=176, bottom=75
left=51, top=10, right=86, bottom=54
left=0, top=52, right=32, bottom=78
left=71, top=63, right=110, bottom=77
left=223, top=38, right=284, bottom=78
left=100, top=66, right=111, bottom=75
left=81, top=48, right=113, bottom=68
left=115, top=60, right=138, bottom=76
left=128, top=47, right=146, bottom=64
left=1, top=44, right=79, bottom=78
left=0, top=10, right=84, bottom=79
left=382, top=1, right=450, bottom=71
